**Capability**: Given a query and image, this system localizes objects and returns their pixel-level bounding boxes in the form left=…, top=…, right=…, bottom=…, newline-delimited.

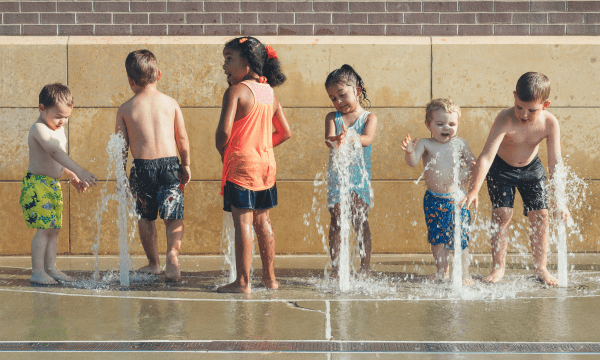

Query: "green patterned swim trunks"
left=19, top=172, right=63, bottom=229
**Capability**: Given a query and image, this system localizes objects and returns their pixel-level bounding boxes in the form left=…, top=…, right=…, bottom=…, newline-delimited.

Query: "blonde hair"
left=425, top=98, right=461, bottom=124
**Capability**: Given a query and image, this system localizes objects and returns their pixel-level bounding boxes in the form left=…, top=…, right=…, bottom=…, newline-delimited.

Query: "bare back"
left=117, top=87, right=179, bottom=160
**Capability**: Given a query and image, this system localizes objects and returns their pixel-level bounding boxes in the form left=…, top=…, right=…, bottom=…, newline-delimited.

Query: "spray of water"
left=548, top=157, right=587, bottom=287
left=450, top=139, right=464, bottom=293
left=220, top=212, right=236, bottom=283
left=326, top=129, right=372, bottom=292
left=92, top=133, right=138, bottom=287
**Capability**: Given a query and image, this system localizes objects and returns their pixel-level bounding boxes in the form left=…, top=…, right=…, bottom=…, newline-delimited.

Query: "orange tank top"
left=221, top=81, right=276, bottom=195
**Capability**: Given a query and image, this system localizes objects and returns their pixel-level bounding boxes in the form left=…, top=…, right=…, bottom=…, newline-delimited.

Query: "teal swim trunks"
left=19, top=172, right=63, bottom=229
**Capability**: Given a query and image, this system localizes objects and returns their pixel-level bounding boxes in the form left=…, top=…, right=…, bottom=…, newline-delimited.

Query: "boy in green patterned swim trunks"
left=20, top=84, right=98, bottom=285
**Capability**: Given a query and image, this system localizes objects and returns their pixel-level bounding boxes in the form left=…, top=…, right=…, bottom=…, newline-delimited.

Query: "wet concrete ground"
left=1, top=254, right=600, bottom=359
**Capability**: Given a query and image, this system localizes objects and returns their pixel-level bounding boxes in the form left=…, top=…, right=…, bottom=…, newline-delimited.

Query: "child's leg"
left=427, top=243, right=449, bottom=281
left=253, top=209, right=278, bottom=289
left=483, top=207, right=512, bottom=283
left=43, top=229, right=73, bottom=282
left=138, top=219, right=161, bottom=274
left=351, top=194, right=371, bottom=276
left=164, top=219, right=183, bottom=281
left=31, top=229, right=59, bottom=284
left=528, top=209, right=558, bottom=285
left=328, top=203, right=341, bottom=278
left=217, top=206, right=254, bottom=293
left=462, top=248, right=474, bottom=286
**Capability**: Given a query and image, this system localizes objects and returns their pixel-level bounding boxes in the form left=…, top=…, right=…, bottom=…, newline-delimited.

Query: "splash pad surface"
left=1, top=254, right=600, bottom=358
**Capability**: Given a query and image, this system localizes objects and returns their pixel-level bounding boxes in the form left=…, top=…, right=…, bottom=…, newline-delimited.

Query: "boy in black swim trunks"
left=115, top=50, right=191, bottom=282
left=462, top=72, right=570, bottom=285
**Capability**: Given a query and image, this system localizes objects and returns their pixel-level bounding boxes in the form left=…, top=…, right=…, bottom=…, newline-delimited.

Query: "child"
left=21, top=83, right=98, bottom=285
left=325, top=64, right=378, bottom=278
left=215, top=37, right=291, bottom=294
left=115, top=49, right=191, bottom=282
left=461, top=72, right=570, bottom=285
left=402, top=99, right=475, bottom=285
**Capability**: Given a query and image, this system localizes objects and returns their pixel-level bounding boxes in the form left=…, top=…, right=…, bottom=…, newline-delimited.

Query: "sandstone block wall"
left=0, top=36, right=598, bottom=255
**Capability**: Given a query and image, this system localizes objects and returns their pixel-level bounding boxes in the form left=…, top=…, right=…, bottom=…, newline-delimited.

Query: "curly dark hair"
left=324, top=64, right=370, bottom=109
left=224, top=37, right=286, bottom=87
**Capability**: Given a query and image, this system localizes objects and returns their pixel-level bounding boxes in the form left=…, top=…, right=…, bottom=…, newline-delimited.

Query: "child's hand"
left=76, top=169, right=98, bottom=189
left=180, top=165, right=191, bottom=186
left=325, top=124, right=348, bottom=148
left=69, top=176, right=87, bottom=193
left=401, top=134, right=418, bottom=154
left=553, top=206, right=572, bottom=224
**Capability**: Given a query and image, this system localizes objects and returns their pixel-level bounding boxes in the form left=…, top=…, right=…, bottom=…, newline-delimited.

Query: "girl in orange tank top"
left=215, top=37, right=291, bottom=294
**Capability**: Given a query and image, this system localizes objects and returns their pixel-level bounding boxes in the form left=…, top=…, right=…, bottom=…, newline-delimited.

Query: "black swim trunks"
left=486, top=155, right=547, bottom=216
left=129, top=157, right=184, bottom=221
left=223, top=181, right=277, bottom=212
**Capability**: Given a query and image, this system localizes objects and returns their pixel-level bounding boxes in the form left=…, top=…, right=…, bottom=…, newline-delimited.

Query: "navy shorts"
left=424, top=190, right=470, bottom=250
left=129, top=157, right=184, bottom=221
left=223, top=181, right=277, bottom=212
left=486, top=155, right=547, bottom=216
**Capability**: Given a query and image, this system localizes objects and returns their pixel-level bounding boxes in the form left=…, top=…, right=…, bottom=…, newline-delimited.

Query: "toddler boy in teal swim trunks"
left=402, top=99, right=476, bottom=285
left=20, top=84, right=98, bottom=285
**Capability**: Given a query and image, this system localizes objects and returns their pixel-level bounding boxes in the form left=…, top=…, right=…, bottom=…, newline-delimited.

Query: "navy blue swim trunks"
left=129, top=157, right=184, bottom=221
left=423, top=190, right=470, bottom=250
left=486, top=155, right=547, bottom=216
left=223, top=181, right=278, bottom=212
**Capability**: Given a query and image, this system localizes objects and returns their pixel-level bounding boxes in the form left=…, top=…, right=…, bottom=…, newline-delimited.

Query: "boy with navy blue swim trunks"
left=116, top=50, right=191, bottom=282
left=402, top=99, right=476, bottom=285
left=462, top=72, right=571, bottom=286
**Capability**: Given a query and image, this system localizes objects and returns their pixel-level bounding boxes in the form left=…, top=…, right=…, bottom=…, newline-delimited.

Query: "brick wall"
left=1, top=1, right=600, bottom=36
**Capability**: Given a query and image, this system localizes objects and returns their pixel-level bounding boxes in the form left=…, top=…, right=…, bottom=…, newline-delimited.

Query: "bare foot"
left=462, top=276, right=475, bottom=286
left=482, top=268, right=505, bottom=283
left=360, top=268, right=372, bottom=278
left=261, top=279, right=279, bottom=290
left=30, top=271, right=58, bottom=285
left=46, top=269, right=74, bottom=282
left=138, top=264, right=161, bottom=275
left=165, top=252, right=181, bottom=282
left=535, top=268, right=558, bottom=285
left=217, top=281, right=251, bottom=294
left=427, top=271, right=449, bottom=282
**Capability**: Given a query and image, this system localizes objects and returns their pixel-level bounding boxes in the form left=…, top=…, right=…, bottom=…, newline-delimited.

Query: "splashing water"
left=92, top=133, right=138, bottom=287
left=326, top=129, right=372, bottom=292
left=220, top=212, right=236, bottom=283
left=450, top=139, right=467, bottom=294
left=548, top=157, right=587, bottom=288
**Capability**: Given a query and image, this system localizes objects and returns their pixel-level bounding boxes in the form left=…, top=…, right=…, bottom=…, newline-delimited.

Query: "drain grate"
left=0, top=341, right=599, bottom=353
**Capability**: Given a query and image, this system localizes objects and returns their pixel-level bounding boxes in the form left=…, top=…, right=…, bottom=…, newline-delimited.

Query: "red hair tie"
left=265, top=45, right=278, bottom=60
left=239, top=38, right=248, bottom=43
left=258, top=76, right=267, bottom=83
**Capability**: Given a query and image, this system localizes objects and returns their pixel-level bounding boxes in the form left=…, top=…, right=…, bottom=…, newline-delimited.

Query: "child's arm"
left=401, top=134, right=425, bottom=167
left=272, top=94, right=291, bottom=147
left=215, top=86, right=239, bottom=160
left=461, top=112, right=508, bottom=209
left=31, top=123, right=98, bottom=188
left=173, top=102, right=191, bottom=186
left=324, top=112, right=347, bottom=148
left=546, top=114, right=571, bottom=221
left=115, top=107, right=130, bottom=173
left=358, top=113, right=377, bottom=147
